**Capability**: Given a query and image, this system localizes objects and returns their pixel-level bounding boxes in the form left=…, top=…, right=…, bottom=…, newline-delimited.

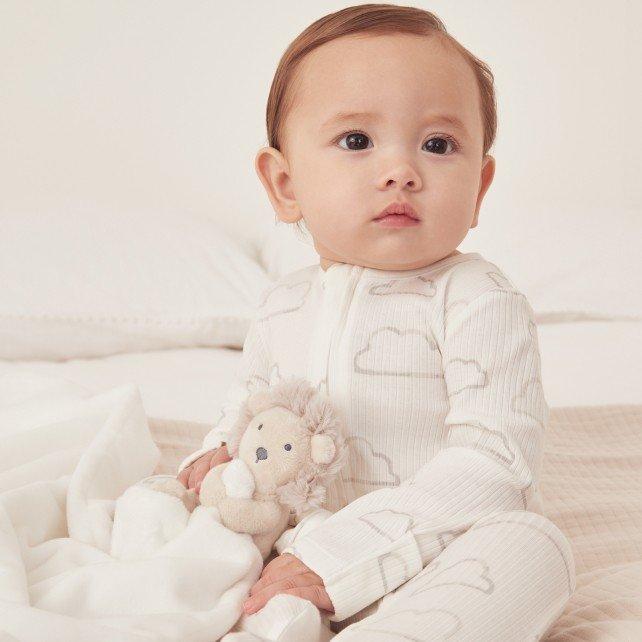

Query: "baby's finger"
left=250, top=555, right=303, bottom=596
left=211, top=447, right=231, bottom=466
left=188, top=459, right=210, bottom=489
left=192, top=465, right=212, bottom=491
left=177, top=466, right=192, bottom=488
left=244, top=576, right=333, bottom=614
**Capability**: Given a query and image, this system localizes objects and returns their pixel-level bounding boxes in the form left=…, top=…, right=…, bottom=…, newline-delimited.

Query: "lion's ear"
left=311, top=433, right=336, bottom=464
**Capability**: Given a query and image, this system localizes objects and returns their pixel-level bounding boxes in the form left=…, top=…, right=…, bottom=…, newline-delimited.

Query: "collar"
left=318, top=252, right=482, bottom=285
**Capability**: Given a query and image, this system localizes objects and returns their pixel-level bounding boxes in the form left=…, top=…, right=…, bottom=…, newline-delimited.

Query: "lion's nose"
left=255, top=446, right=268, bottom=462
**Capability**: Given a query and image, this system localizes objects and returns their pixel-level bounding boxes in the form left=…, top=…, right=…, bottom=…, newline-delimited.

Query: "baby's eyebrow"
left=319, top=111, right=468, bottom=136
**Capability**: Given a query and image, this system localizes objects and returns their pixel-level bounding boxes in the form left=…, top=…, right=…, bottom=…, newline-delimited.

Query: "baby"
left=178, top=4, right=576, bottom=641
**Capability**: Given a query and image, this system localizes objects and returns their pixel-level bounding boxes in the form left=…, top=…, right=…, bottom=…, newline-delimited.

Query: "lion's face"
left=237, top=406, right=312, bottom=490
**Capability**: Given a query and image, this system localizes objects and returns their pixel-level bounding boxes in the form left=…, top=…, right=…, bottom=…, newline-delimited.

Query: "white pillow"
left=459, top=205, right=642, bottom=322
left=259, top=220, right=319, bottom=281
left=0, top=210, right=274, bottom=360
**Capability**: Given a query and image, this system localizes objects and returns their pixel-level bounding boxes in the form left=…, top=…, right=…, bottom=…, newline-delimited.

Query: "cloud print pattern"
left=178, top=251, right=575, bottom=639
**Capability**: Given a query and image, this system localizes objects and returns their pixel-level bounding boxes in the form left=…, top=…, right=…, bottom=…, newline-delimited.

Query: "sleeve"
left=176, top=314, right=272, bottom=474
left=278, top=289, right=548, bottom=622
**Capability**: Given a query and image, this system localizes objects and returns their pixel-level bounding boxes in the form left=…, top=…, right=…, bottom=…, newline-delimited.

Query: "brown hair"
left=263, top=3, right=497, bottom=235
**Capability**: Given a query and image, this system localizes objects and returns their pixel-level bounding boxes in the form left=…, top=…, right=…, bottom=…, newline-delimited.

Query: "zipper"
left=325, top=266, right=362, bottom=397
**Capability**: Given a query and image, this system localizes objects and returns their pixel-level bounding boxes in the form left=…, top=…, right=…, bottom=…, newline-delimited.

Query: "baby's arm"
left=279, top=288, right=547, bottom=622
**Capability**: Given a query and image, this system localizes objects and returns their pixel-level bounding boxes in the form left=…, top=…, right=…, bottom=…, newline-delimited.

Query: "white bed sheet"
left=0, top=320, right=640, bottom=424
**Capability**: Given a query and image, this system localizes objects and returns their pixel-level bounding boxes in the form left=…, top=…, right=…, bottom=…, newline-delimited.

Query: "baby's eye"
left=336, top=131, right=458, bottom=155
left=422, top=136, right=457, bottom=155
left=337, top=131, right=373, bottom=151
left=284, top=443, right=292, bottom=451
left=257, top=424, right=263, bottom=430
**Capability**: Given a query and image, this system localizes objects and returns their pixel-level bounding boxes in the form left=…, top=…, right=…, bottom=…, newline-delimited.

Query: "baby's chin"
left=314, top=234, right=454, bottom=271
left=356, top=245, right=453, bottom=271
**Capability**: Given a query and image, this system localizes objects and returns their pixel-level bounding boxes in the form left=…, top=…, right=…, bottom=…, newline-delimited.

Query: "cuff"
left=274, top=508, right=334, bottom=555
left=284, top=530, right=423, bottom=622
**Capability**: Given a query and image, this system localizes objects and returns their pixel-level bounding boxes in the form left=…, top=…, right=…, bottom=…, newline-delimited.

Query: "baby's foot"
left=235, top=593, right=330, bottom=642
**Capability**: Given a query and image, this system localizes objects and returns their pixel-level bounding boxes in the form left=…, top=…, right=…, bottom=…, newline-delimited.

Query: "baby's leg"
left=332, top=510, right=576, bottom=641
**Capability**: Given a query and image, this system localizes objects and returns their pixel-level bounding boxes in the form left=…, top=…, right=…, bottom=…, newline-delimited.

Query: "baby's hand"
left=244, top=553, right=335, bottom=615
left=177, top=444, right=231, bottom=494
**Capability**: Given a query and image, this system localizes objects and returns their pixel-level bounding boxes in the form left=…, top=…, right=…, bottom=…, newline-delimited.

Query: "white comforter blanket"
left=0, top=373, right=264, bottom=642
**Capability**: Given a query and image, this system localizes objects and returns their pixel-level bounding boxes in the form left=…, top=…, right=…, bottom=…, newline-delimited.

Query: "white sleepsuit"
left=178, top=251, right=576, bottom=641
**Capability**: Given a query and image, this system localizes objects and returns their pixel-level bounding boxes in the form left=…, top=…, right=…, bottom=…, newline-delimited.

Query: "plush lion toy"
left=197, top=376, right=348, bottom=559
left=111, top=376, right=348, bottom=561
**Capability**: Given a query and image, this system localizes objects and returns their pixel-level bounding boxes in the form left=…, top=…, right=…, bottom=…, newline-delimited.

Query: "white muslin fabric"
left=0, top=372, right=265, bottom=641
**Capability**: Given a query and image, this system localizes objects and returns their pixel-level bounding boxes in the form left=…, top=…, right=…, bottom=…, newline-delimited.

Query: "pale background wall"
left=2, top=0, right=640, bottom=289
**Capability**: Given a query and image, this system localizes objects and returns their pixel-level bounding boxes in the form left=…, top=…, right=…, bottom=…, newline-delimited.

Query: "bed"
left=1, top=215, right=641, bottom=640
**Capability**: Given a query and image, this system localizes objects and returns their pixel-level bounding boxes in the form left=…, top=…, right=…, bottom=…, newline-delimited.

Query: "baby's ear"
left=311, top=433, right=335, bottom=464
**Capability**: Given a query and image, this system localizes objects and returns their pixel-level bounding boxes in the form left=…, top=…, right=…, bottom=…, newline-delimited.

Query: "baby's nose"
left=255, top=446, right=268, bottom=461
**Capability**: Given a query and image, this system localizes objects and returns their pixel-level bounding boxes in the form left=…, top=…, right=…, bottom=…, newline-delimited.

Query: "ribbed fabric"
left=178, top=251, right=575, bottom=631
left=331, top=510, right=576, bottom=641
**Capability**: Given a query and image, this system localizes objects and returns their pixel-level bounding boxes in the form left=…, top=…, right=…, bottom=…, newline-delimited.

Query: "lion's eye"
left=284, top=443, right=292, bottom=451
left=257, top=424, right=263, bottom=430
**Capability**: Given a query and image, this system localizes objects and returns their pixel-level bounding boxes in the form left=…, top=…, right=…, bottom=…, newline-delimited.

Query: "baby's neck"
left=318, top=251, right=461, bottom=273
left=319, top=257, right=344, bottom=272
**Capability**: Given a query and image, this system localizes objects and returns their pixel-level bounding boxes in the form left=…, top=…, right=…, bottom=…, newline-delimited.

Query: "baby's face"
left=256, top=33, right=495, bottom=271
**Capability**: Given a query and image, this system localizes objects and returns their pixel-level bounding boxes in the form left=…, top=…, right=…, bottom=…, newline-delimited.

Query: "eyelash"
left=333, top=129, right=460, bottom=154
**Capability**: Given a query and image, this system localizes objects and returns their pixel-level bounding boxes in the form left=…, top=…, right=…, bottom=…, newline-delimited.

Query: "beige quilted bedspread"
left=149, top=404, right=642, bottom=641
